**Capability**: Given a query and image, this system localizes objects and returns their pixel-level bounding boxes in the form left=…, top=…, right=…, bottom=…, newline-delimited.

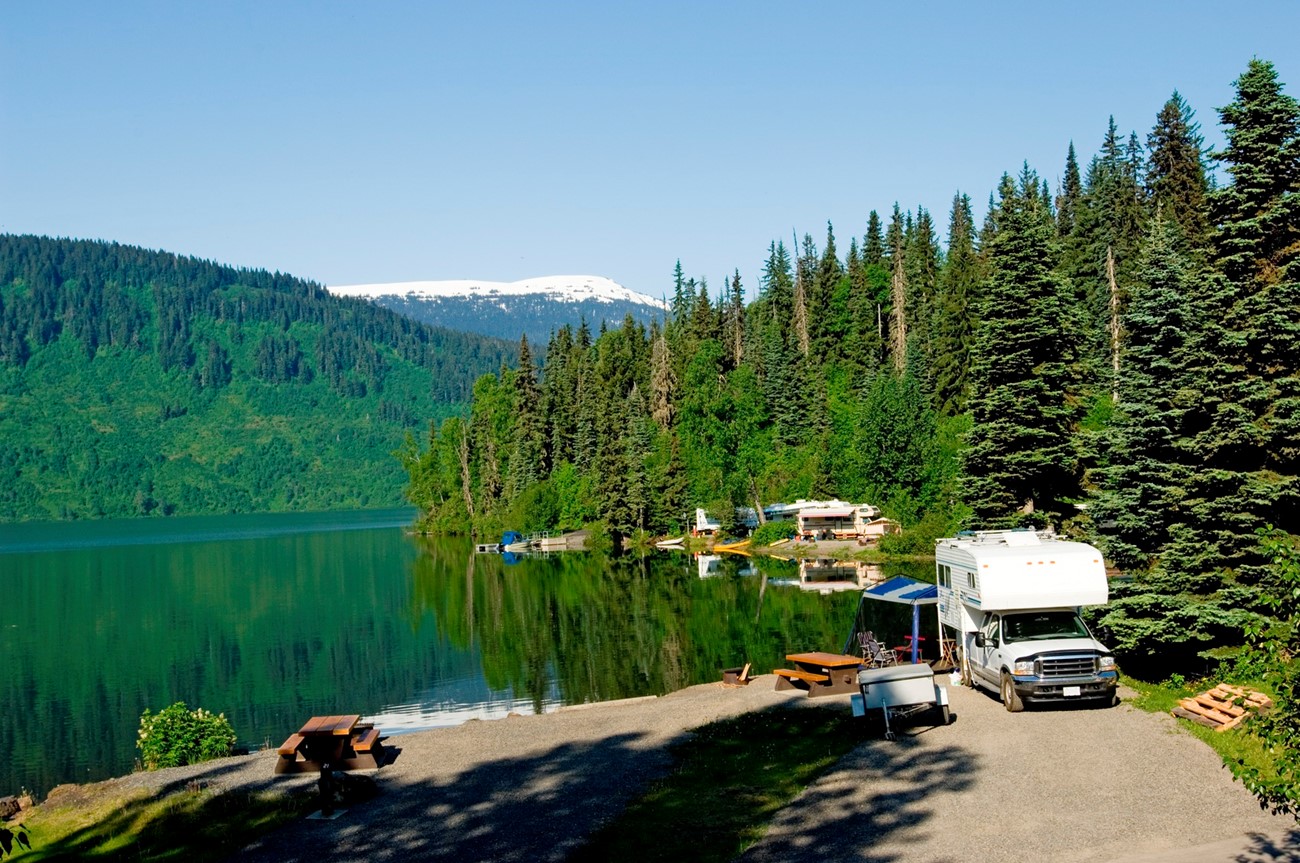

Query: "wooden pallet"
left=1170, top=684, right=1273, bottom=732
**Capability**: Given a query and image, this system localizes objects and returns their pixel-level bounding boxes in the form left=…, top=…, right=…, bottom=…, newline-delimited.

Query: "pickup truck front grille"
left=1037, top=654, right=1098, bottom=678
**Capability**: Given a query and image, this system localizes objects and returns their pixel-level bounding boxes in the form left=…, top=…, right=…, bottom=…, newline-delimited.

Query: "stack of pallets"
left=1170, top=684, right=1272, bottom=732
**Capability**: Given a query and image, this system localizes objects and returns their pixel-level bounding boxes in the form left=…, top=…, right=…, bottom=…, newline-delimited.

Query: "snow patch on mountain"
left=328, top=275, right=667, bottom=310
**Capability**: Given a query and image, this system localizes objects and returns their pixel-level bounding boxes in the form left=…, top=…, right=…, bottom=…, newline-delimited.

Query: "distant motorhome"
left=693, top=499, right=900, bottom=542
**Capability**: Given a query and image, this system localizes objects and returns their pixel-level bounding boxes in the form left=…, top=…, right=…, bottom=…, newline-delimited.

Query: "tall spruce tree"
left=1092, top=215, right=1201, bottom=568
left=1066, top=117, right=1149, bottom=394
left=508, top=335, right=546, bottom=493
left=961, top=169, right=1076, bottom=525
left=1194, top=58, right=1300, bottom=575
left=863, top=211, right=885, bottom=265
left=932, top=192, right=978, bottom=415
left=886, top=205, right=908, bottom=373
left=1057, top=142, right=1083, bottom=238
left=1147, top=91, right=1212, bottom=252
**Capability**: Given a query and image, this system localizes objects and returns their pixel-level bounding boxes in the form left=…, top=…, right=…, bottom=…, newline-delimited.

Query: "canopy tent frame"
left=843, top=576, right=939, bottom=664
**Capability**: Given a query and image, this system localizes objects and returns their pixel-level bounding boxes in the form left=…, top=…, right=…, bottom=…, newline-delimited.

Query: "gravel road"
left=740, top=681, right=1297, bottom=863
left=113, top=675, right=1298, bottom=862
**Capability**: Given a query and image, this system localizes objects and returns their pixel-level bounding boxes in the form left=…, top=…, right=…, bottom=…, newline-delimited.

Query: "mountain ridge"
left=329, top=275, right=669, bottom=343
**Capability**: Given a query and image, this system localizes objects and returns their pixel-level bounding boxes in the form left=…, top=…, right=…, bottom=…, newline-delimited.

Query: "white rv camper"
left=936, top=530, right=1117, bottom=712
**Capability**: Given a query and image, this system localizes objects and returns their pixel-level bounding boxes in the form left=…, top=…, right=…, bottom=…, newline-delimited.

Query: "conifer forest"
left=402, top=59, right=1300, bottom=691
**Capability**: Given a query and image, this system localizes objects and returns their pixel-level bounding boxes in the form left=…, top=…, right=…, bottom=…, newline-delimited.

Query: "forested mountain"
left=403, top=59, right=1300, bottom=685
left=0, top=236, right=514, bottom=520
left=328, top=275, right=668, bottom=343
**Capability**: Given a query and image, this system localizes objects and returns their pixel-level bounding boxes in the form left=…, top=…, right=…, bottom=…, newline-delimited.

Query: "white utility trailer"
left=851, top=664, right=951, bottom=740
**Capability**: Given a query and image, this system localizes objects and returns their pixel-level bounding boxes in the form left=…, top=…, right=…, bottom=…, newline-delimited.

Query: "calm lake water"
left=0, top=510, right=931, bottom=796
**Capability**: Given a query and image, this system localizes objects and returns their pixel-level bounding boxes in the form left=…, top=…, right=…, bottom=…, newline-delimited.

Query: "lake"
left=0, top=510, right=932, bottom=797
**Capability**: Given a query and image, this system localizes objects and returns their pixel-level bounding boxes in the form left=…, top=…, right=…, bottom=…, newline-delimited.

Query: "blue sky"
left=2, top=2, right=1297, bottom=299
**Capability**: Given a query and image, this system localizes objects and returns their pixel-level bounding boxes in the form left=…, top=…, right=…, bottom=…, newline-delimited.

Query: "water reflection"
left=4, top=515, right=930, bottom=798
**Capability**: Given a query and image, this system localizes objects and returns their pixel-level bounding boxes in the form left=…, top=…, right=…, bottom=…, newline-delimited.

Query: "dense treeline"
left=0, top=236, right=515, bottom=519
left=405, top=59, right=1300, bottom=687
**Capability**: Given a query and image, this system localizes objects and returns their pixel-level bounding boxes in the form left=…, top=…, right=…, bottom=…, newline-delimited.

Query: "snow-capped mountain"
left=327, top=276, right=668, bottom=343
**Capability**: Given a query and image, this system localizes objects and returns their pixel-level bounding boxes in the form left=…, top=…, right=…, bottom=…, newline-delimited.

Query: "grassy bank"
left=8, top=778, right=308, bottom=861
left=570, top=705, right=863, bottom=863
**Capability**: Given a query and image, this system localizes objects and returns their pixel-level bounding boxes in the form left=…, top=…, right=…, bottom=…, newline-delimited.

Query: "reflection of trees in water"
left=407, top=540, right=862, bottom=709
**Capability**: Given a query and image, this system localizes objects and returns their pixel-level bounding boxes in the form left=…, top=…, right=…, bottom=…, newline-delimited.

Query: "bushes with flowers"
left=137, top=702, right=237, bottom=770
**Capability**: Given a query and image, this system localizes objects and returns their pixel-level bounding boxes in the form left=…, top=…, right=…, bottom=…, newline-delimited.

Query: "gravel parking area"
left=740, top=681, right=1298, bottom=863
left=117, top=675, right=1298, bottom=862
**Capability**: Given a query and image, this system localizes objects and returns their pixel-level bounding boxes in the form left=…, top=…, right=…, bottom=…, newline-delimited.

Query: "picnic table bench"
left=274, top=714, right=386, bottom=774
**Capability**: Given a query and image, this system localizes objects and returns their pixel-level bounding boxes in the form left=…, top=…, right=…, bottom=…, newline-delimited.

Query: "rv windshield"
left=1002, top=611, right=1089, bottom=642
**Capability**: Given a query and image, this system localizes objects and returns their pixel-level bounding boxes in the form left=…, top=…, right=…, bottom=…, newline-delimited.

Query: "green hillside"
left=0, top=235, right=514, bottom=520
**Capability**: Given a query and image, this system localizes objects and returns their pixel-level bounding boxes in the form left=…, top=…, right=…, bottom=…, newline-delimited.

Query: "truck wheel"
left=1001, top=672, right=1024, bottom=713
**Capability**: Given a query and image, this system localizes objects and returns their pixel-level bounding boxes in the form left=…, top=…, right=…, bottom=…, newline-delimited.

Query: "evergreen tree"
left=1146, top=91, right=1212, bottom=251
left=649, top=326, right=676, bottom=431
left=1065, top=117, right=1149, bottom=394
left=887, top=205, right=908, bottom=373
left=792, top=234, right=815, bottom=356
left=722, top=269, right=745, bottom=369
left=507, top=335, right=545, bottom=493
left=1193, top=58, right=1300, bottom=575
left=932, top=192, right=978, bottom=415
left=905, top=206, right=940, bottom=381
left=1092, top=216, right=1202, bottom=568
left=670, top=260, right=691, bottom=326
left=863, top=210, right=885, bottom=265
left=961, top=170, right=1076, bottom=524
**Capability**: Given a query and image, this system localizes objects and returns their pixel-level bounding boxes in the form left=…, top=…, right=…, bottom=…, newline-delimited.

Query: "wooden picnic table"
left=775, top=652, right=864, bottom=697
left=274, top=713, right=385, bottom=775
left=786, top=651, right=864, bottom=671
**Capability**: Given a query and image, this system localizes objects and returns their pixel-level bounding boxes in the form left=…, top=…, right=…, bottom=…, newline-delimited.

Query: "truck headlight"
left=1012, top=660, right=1035, bottom=677
left=1098, top=656, right=1116, bottom=672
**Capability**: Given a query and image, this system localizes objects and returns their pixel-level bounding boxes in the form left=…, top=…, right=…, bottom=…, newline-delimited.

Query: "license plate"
left=1063, top=685, right=1081, bottom=697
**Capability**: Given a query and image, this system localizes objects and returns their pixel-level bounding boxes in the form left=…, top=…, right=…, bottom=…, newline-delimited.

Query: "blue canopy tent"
left=859, top=576, right=938, bottom=664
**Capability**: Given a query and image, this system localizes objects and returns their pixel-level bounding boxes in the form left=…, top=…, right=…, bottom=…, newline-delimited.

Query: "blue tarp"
left=862, top=576, right=938, bottom=663
left=863, top=575, right=938, bottom=605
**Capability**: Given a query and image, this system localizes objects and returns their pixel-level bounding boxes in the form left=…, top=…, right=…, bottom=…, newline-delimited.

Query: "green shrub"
left=751, top=522, right=795, bottom=546
left=137, top=702, right=237, bottom=770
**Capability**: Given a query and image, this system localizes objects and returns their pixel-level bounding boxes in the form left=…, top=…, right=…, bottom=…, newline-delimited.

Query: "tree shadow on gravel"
left=238, top=730, right=675, bottom=863
left=737, top=723, right=978, bottom=863
left=1233, top=829, right=1300, bottom=862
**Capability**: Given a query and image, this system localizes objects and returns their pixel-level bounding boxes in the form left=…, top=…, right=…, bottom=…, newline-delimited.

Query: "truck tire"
left=1001, top=672, right=1024, bottom=713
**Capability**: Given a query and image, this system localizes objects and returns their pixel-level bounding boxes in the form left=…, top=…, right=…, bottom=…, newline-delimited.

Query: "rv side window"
left=938, top=564, right=950, bottom=588
left=967, top=571, right=976, bottom=589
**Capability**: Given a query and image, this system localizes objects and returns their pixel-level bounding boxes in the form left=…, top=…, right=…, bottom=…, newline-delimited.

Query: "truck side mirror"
left=973, top=633, right=986, bottom=648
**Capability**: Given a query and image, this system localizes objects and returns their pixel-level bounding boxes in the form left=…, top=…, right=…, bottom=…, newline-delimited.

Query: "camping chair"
left=858, top=630, right=898, bottom=667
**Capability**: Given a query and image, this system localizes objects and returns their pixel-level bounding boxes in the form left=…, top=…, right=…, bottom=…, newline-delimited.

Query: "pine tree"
left=1092, top=216, right=1202, bottom=568
left=541, top=325, right=576, bottom=466
left=508, top=335, right=546, bottom=493
left=1065, top=118, right=1149, bottom=393
left=723, top=269, right=745, bottom=368
left=887, top=206, right=908, bottom=373
left=1193, top=58, right=1300, bottom=575
left=649, top=326, right=676, bottom=431
left=864, top=210, right=885, bottom=266
left=932, top=192, right=978, bottom=415
left=961, top=170, right=1076, bottom=524
left=905, top=206, right=940, bottom=381
left=1146, top=91, right=1212, bottom=251
left=792, top=234, right=815, bottom=356
left=670, top=260, right=691, bottom=326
